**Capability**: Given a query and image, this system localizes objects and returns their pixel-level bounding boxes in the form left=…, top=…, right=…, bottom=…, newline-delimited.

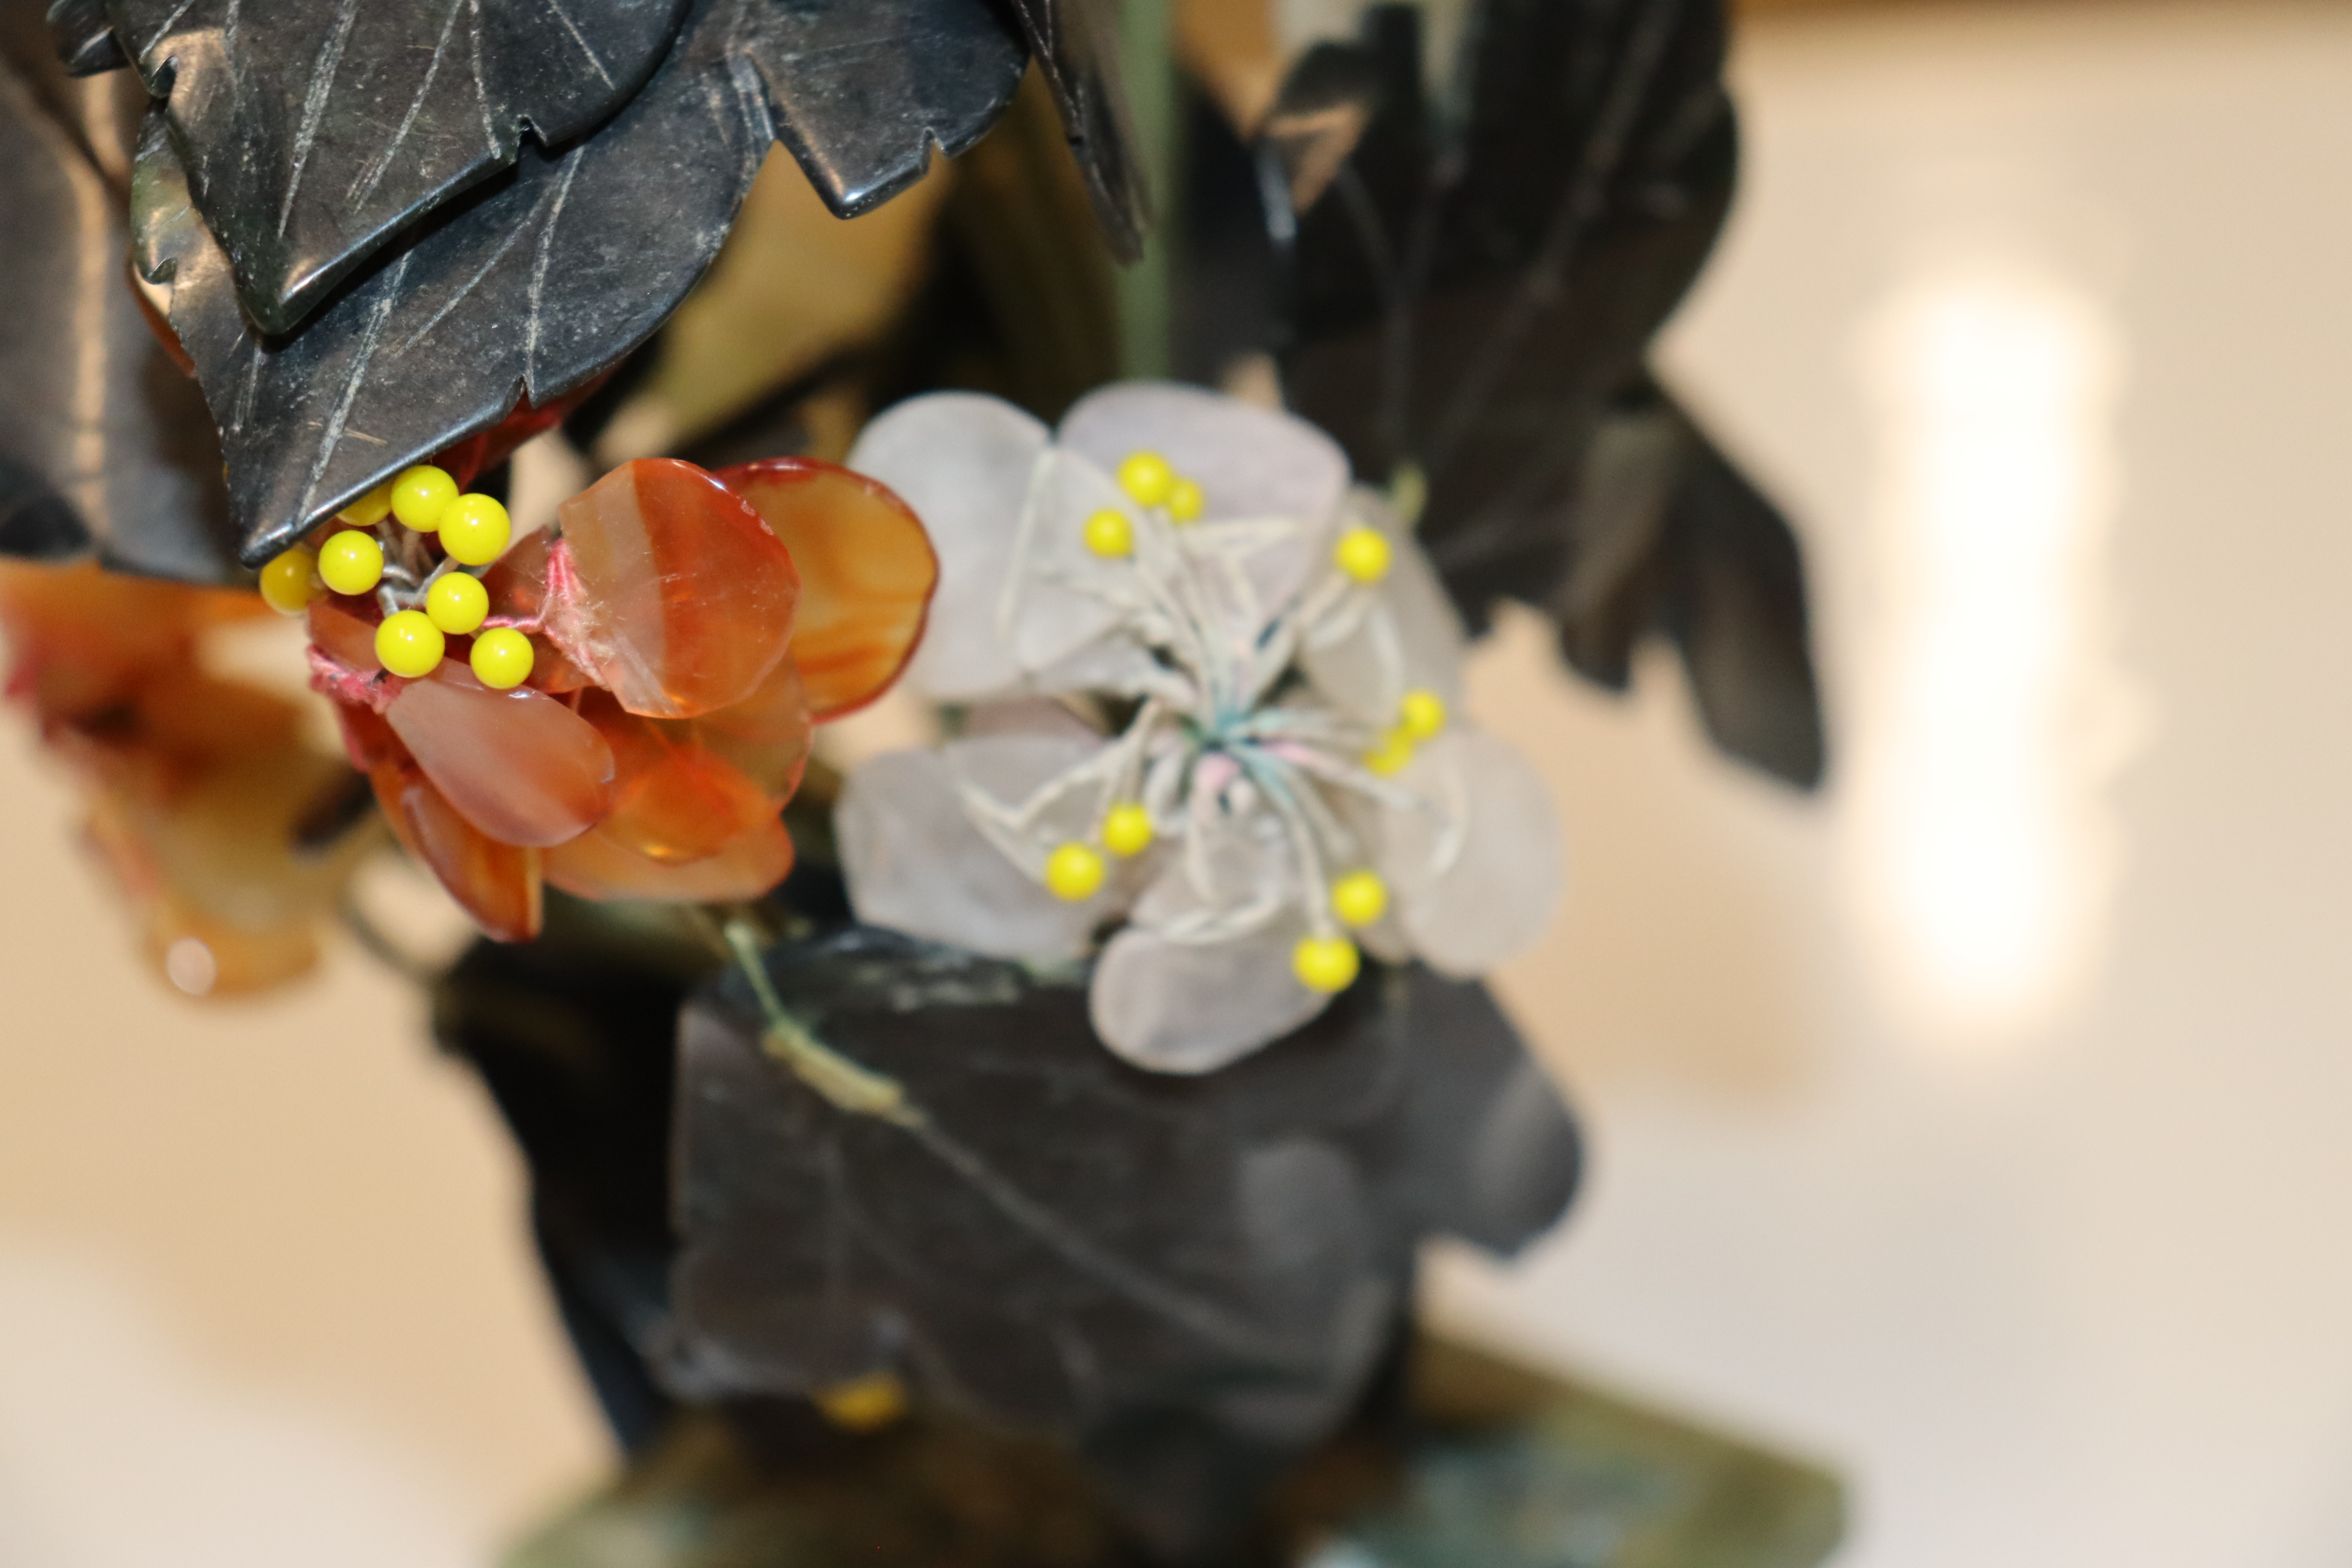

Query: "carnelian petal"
left=385, top=668, right=614, bottom=847
left=369, top=759, right=542, bottom=941
left=548, top=459, right=799, bottom=719
left=579, top=689, right=775, bottom=864
left=543, top=814, right=794, bottom=904
left=334, top=701, right=402, bottom=770
left=481, top=528, right=550, bottom=625
left=682, top=652, right=813, bottom=802
left=717, top=458, right=937, bottom=720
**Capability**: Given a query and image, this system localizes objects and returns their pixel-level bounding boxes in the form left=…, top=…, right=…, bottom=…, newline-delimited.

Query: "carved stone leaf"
left=1554, top=373, right=1824, bottom=786
left=104, top=0, right=692, bottom=336
left=0, top=51, right=238, bottom=582
left=666, top=928, right=1580, bottom=1511
left=45, top=0, right=127, bottom=77
left=1259, top=0, right=1824, bottom=786
left=999, top=0, right=1148, bottom=263
left=133, top=0, right=1030, bottom=567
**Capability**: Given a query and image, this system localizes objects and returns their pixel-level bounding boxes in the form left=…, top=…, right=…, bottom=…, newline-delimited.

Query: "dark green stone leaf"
left=1554, top=373, right=1824, bottom=787
left=1239, top=2, right=1822, bottom=785
left=666, top=927, right=1578, bottom=1545
left=105, top=0, right=693, bottom=335
left=999, top=0, right=1149, bottom=263
left=0, top=49, right=239, bottom=581
left=133, top=0, right=1032, bottom=567
left=46, top=0, right=127, bottom=77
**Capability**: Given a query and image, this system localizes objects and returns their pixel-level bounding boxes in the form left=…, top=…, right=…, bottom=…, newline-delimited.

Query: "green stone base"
left=506, top=1338, right=1843, bottom=1568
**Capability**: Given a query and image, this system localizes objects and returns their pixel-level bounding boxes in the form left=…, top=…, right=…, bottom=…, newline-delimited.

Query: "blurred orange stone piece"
left=549, top=458, right=800, bottom=719
left=675, top=652, right=814, bottom=803
left=385, top=667, right=615, bottom=847
left=369, top=756, right=543, bottom=943
left=717, top=458, right=937, bottom=720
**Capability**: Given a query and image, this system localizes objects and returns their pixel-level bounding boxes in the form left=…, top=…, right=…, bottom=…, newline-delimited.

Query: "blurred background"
left=5, top=0, right=2352, bottom=1563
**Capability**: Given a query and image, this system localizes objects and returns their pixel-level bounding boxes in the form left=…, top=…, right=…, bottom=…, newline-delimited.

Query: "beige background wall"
left=3, top=4, right=2350, bottom=1564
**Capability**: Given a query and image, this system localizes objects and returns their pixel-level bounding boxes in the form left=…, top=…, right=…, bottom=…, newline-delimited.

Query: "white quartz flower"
left=836, top=383, right=1563, bottom=1074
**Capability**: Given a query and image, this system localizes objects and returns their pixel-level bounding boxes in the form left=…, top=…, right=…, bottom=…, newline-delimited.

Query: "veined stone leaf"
left=133, top=0, right=1029, bottom=568
left=1243, top=0, right=1822, bottom=786
left=45, top=0, right=127, bottom=77
left=105, top=0, right=693, bottom=335
left=0, top=48, right=238, bottom=582
left=665, top=925, right=1579, bottom=1550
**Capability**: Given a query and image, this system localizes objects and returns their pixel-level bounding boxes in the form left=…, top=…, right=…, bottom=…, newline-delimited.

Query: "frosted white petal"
left=847, top=394, right=1047, bottom=701
left=1302, top=492, right=1467, bottom=724
left=1004, top=449, right=1136, bottom=676
left=942, top=731, right=1110, bottom=857
left=1091, top=924, right=1329, bottom=1075
left=1381, top=730, right=1564, bottom=976
left=1058, top=382, right=1350, bottom=531
left=1130, top=795, right=1296, bottom=941
left=836, top=749, right=1105, bottom=962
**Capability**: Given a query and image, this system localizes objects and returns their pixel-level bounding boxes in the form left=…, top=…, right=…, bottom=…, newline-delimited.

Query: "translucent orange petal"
left=548, top=459, right=799, bottom=719
left=683, top=652, right=813, bottom=803
left=717, top=457, right=937, bottom=720
left=481, top=528, right=550, bottom=624
left=0, top=562, right=238, bottom=722
left=542, top=814, right=795, bottom=904
left=369, top=757, right=543, bottom=942
left=579, top=689, right=777, bottom=864
left=385, top=667, right=615, bottom=847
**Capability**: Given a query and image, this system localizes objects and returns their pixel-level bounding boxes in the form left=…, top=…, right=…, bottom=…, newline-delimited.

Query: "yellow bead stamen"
left=389, top=465, right=458, bottom=531
left=436, top=493, right=512, bottom=566
left=259, top=546, right=317, bottom=615
left=815, top=1372, right=909, bottom=1433
left=1397, top=688, right=1446, bottom=742
left=1292, top=935, right=1361, bottom=994
left=1083, top=508, right=1134, bottom=559
left=338, top=479, right=395, bottom=527
left=1117, top=450, right=1174, bottom=508
left=1165, top=477, right=1204, bottom=522
left=470, top=628, right=535, bottom=690
left=1045, top=841, right=1106, bottom=901
left=1334, top=525, right=1392, bottom=584
left=1102, top=802, right=1154, bottom=858
left=317, top=529, right=385, bottom=596
left=425, top=571, right=490, bottom=634
left=1330, top=870, right=1388, bottom=929
left=1363, top=728, right=1415, bottom=777
left=375, top=609, right=445, bottom=677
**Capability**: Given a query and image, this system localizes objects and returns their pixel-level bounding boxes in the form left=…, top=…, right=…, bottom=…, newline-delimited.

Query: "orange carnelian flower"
left=308, top=456, right=935, bottom=941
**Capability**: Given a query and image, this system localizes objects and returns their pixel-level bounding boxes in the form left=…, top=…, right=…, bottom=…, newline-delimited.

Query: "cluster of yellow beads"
left=1362, top=686, right=1447, bottom=776
left=392, top=465, right=513, bottom=565
left=1085, top=450, right=1206, bottom=563
left=1045, top=841, right=1107, bottom=901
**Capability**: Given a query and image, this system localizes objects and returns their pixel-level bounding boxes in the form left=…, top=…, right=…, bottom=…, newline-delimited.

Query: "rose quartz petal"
left=386, top=671, right=614, bottom=847
left=548, top=459, right=800, bottom=719
left=369, top=760, right=542, bottom=941
left=682, top=653, right=813, bottom=802
left=543, top=815, right=794, bottom=903
left=715, top=458, right=937, bottom=720
left=580, top=690, right=777, bottom=864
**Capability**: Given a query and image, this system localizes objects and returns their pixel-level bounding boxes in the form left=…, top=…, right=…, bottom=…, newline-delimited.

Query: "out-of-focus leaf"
left=1554, top=373, right=1824, bottom=786
left=666, top=926, right=1578, bottom=1555
left=105, top=0, right=691, bottom=335
left=432, top=894, right=726, bottom=1454
left=1000, top=0, right=1149, bottom=263
left=0, top=51, right=238, bottom=582
left=1236, top=0, right=1824, bottom=786
left=132, top=0, right=1033, bottom=567
left=1270, top=0, right=1734, bottom=614
left=46, top=0, right=126, bottom=76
